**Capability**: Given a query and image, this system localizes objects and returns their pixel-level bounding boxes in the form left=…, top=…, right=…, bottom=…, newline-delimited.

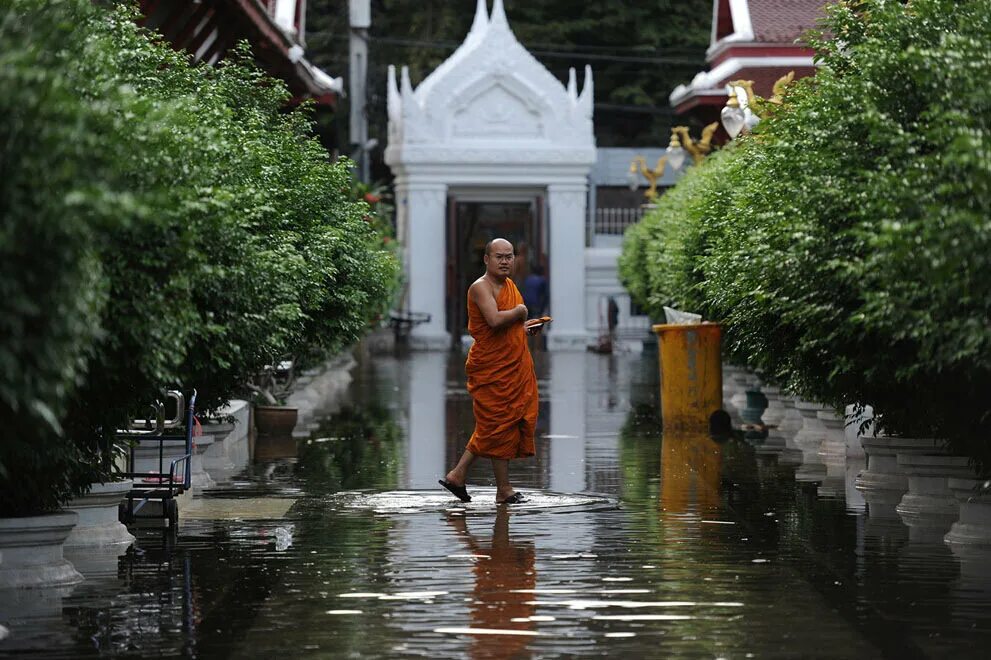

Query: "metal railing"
left=590, top=207, right=645, bottom=238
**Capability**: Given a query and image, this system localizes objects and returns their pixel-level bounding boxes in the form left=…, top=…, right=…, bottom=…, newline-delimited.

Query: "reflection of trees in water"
left=618, top=401, right=662, bottom=505
left=295, top=405, right=403, bottom=492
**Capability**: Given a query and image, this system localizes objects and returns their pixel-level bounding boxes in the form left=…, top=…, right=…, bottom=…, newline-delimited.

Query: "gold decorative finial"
left=629, top=156, right=668, bottom=201
left=671, top=122, right=720, bottom=165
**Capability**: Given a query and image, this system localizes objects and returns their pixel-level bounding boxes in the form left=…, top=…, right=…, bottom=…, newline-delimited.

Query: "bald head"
left=483, top=237, right=516, bottom=280
left=485, top=238, right=514, bottom=256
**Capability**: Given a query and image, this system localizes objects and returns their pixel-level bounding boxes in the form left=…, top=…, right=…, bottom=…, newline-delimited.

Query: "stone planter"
left=793, top=401, right=827, bottom=481
left=817, top=410, right=847, bottom=479
left=845, top=456, right=867, bottom=511
left=254, top=405, right=299, bottom=437
left=944, top=479, right=991, bottom=548
left=189, top=442, right=216, bottom=490
left=741, top=389, right=768, bottom=426
left=760, top=385, right=786, bottom=427
left=844, top=404, right=872, bottom=458
left=199, top=400, right=251, bottom=483
left=721, top=365, right=739, bottom=410
left=855, top=436, right=944, bottom=518
left=896, top=454, right=975, bottom=543
left=0, top=511, right=83, bottom=589
left=777, top=397, right=804, bottom=435
left=284, top=353, right=356, bottom=432
left=63, top=481, right=135, bottom=549
left=729, top=372, right=749, bottom=411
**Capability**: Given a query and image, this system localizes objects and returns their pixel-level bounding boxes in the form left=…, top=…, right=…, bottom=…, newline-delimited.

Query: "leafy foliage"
left=0, top=0, right=399, bottom=516
left=620, top=0, right=991, bottom=469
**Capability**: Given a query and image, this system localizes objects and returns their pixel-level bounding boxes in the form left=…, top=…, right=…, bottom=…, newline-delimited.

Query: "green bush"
left=0, top=1, right=399, bottom=516
left=621, top=0, right=991, bottom=469
left=619, top=146, right=743, bottom=323
left=0, top=0, right=135, bottom=515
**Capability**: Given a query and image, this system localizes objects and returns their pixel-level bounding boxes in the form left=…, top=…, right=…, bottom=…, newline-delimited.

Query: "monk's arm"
left=470, top=281, right=527, bottom=330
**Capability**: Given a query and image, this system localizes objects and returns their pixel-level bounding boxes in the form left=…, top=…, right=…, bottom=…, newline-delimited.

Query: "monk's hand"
left=514, top=304, right=528, bottom=322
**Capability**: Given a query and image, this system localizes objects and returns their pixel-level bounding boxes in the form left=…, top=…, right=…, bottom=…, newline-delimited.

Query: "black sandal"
left=438, top=479, right=471, bottom=503
left=499, top=492, right=528, bottom=505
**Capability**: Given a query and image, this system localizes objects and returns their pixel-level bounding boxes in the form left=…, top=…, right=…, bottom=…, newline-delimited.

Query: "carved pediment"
left=452, top=82, right=543, bottom=139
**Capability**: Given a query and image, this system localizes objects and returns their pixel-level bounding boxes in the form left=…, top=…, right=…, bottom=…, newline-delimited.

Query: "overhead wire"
left=307, top=32, right=707, bottom=66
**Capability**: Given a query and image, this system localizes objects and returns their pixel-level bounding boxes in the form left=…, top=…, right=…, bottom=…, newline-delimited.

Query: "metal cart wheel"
left=166, top=498, right=179, bottom=528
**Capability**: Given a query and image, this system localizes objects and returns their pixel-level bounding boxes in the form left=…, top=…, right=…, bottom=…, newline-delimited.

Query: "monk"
left=440, top=238, right=544, bottom=504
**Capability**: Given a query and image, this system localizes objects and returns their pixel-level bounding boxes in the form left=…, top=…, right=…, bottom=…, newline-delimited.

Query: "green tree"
left=620, top=0, right=991, bottom=469
left=0, top=0, right=399, bottom=516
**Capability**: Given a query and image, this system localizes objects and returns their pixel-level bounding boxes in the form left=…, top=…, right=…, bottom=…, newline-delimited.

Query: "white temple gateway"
left=386, top=0, right=598, bottom=350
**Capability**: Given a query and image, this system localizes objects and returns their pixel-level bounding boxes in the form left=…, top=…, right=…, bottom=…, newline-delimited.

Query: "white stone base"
left=945, top=480, right=991, bottom=548
left=0, top=511, right=83, bottom=589
left=761, top=386, right=786, bottom=427
left=856, top=436, right=944, bottom=519
left=63, top=481, right=135, bottom=549
left=896, top=454, right=975, bottom=542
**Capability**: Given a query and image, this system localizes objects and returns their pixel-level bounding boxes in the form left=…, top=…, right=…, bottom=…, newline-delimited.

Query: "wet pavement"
left=3, top=348, right=991, bottom=658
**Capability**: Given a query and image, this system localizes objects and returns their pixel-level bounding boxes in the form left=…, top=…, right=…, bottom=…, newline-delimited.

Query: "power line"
left=594, top=102, right=675, bottom=115
left=308, top=29, right=708, bottom=56
left=307, top=32, right=705, bottom=66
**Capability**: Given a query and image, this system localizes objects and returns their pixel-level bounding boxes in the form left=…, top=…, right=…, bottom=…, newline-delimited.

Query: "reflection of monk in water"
left=447, top=508, right=536, bottom=659
left=440, top=238, right=543, bottom=504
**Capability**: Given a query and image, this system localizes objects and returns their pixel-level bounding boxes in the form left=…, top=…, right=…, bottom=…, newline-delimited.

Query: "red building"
left=670, top=0, right=827, bottom=127
left=136, top=0, right=341, bottom=106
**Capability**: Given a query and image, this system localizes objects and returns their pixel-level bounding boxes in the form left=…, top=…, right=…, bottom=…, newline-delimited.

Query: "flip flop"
left=499, top=492, right=528, bottom=505
left=438, top=479, right=471, bottom=503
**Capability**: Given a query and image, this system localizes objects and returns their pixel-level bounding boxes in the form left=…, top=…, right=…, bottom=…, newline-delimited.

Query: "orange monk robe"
left=465, top=278, right=538, bottom=460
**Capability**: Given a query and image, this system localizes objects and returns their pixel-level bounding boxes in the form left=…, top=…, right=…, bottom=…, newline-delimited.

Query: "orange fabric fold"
left=465, top=278, right=538, bottom=460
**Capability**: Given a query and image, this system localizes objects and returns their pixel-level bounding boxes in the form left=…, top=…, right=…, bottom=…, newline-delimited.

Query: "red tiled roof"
left=747, top=0, right=828, bottom=44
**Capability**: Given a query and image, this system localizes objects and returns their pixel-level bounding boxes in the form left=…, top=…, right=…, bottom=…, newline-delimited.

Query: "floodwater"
left=3, top=348, right=991, bottom=658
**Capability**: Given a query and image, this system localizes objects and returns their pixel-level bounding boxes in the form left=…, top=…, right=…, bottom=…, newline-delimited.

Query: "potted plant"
left=248, top=359, right=300, bottom=437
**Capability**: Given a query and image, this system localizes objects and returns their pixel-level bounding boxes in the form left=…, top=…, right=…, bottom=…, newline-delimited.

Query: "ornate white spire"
left=468, top=0, right=489, bottom=42
left=567, top=67, right=578, bottom=102
left=386, top=64, right=401, bottom=123
left=384, top=0, right=595, bottom=165
left=400, top=65, right=414, bottom=100
left=578, top=65, right=594, bottom=118
left=490, top=0, right=509, bottom=28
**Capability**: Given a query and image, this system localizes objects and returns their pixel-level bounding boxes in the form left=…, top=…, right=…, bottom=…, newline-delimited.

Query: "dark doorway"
left=447, top=198, right=546, bottom=342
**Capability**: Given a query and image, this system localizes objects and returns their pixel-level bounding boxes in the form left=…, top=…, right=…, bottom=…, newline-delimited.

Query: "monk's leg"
left=446, top=449, right=477, bottom=487
left=492, top=458, right=515, bottom=501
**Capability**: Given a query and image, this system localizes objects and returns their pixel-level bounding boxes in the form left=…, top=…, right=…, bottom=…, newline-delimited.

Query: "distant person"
left=439, top=238, right=544, bottom=505
left=522, top=264, right=548, bottom=319
left=607, top=296, right=619, bottom=341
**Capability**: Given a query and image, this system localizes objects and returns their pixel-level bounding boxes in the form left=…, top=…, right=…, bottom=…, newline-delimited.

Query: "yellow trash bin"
left=652, top=323, right=723, bottom=433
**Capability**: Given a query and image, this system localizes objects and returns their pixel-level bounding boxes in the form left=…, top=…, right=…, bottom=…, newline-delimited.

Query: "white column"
left=406, top=352, right=447, bottom=489
left=401, top=181, right=449, bottom=349
left=547, top=182, right=588, bottom=350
